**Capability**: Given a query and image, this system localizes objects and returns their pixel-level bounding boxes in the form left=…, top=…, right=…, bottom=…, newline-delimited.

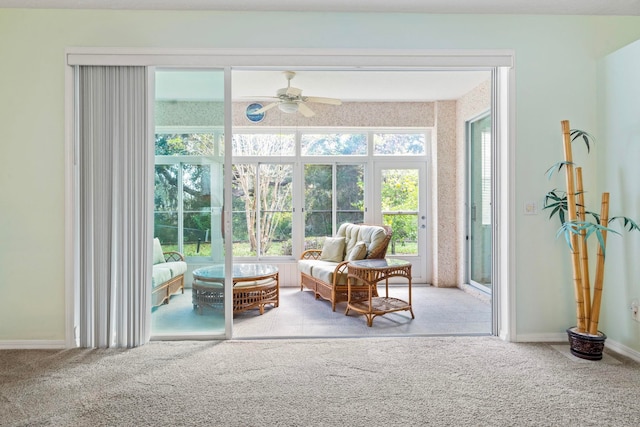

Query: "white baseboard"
left=602, top=339, right=640, bottom=363
left=515, top=332, right=567, bottom=343
left=0, top=340, right=66, bottom=350
left=515, top=333, right=640, bottom=363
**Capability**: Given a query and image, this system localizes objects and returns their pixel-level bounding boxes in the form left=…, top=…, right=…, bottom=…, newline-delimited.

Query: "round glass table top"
left=348, top=258, right=411, bottom=269
left=193, top=263, right=278, bottom=281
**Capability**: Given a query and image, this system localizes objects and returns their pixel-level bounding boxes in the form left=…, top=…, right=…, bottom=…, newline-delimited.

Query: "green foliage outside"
left=381, top=169, right=419, bottom=254
left=162, top=240, right=417, bottom=258
left=154, top=134, right=221, bottom=246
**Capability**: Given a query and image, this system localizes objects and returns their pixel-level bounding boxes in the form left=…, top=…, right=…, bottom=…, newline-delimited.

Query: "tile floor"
left=151, top=285, right=492, bottom=339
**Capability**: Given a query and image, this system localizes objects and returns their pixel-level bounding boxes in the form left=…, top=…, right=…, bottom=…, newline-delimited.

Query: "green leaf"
left=586, top=211, right=600, bottom=223
left=546, top=162, right=574, bottom=180
left=557, top=221, right=580, bottom=252
left=555, top=220, right=620, bottom=257
left=610, top=216, right=640, bottom=232
left=570, top=129, right=595, bottom=153
left=543, top=190, right=569, bottom=226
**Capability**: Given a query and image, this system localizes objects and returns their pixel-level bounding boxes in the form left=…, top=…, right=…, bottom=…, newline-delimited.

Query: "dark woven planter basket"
left=566, top=327, right=607, bottom=361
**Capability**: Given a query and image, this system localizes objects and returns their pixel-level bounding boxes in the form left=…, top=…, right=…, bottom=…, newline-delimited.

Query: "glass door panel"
left=374, top=164, right=427, bottom=281
left=381, top=168, right=419, bottom=256
left=151, top=69, right=226, bottom=338
left=468, top=113, right=492, bottom=292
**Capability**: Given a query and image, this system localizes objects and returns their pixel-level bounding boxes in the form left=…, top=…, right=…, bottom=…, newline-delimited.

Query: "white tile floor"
left=151, top=285, right=492, bottom=339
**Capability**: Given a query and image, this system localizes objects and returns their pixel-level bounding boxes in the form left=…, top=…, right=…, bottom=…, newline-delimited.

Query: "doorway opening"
left=67, top=49, right=514, bottom=345
left=151, top=67, right=494, bottom=338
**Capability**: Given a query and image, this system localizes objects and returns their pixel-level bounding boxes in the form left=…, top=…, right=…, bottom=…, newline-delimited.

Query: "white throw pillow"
left=153, top=238, right=166, bottom=265
left=320, top=237, right=346, bottom=262
left=346, top=241, right=368, bottom=261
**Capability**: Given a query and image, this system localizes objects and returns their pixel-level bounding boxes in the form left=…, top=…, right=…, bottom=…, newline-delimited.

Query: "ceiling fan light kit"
left=252, top=71, right=342, bottom=118
left=278, top=101, right=299, bottom=114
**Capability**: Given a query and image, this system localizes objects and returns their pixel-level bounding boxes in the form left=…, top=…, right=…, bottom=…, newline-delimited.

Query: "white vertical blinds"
left=78, top=66, right=151, bottom=348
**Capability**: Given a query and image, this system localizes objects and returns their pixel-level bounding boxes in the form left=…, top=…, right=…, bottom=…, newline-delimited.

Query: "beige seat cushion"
left=152, top=261, right=186, bottom=288
left=311, top=261, right=348, bottom=285
left=298, top=259, right=315, bottom=276
left=234, top=278, right=277, bottom=289
left=152, top=266, right=172, bottom=288
left=164, top=261, right=187, bottom=277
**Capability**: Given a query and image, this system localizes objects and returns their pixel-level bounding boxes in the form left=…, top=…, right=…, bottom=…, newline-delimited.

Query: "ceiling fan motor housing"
left=253, top=71, right=341, bottom=117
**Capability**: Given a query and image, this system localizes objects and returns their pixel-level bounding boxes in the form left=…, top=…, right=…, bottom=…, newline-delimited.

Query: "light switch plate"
left=524, top=201, right=538, bottom=215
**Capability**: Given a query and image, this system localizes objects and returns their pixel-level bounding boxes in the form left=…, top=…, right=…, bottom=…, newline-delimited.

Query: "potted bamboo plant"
left=544, top=120, right=639, bottom=360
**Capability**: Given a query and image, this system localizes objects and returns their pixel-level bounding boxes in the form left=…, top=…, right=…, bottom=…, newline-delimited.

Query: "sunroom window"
left=231, top=162, right=294, bottom=257
left=373, top=132, right=426, bottom=155
left=301, top=133, right=367, bottom=156
left=160, top=128, right=431, bottom=261
left=154, top=132, right=224, bottom=260
left=231, top=133, right=295, bottom=258
left=303, top=163, right=365, bottom=249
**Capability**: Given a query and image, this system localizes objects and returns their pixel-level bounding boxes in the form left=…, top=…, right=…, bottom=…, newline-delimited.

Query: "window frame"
left=154, top=129, right=224, bottom=262
left=231, top=127, right=430, bottom=261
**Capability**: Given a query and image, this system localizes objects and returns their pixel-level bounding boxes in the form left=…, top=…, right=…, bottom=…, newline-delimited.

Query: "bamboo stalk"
left=575, top=167, right=591, bottom=326
left=561, top=120, right=586, bottom=332
left=589, top=192, right=610, bottom=335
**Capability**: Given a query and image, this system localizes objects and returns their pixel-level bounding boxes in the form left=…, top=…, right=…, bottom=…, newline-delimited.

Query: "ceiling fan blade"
left=242, top=96, right=279, bottom=100
left=303, top=96, right=342, bottom=106
left=286, top=86, right=302, bottom=97
left=297, top=102, right=315, bottom=118
left=253, top=102, right=279, bottom=114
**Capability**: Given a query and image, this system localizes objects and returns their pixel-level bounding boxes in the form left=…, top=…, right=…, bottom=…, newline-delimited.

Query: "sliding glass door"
left=468, top=113, right=492, bottom=293
left=151, top=69, right=227, bottom=338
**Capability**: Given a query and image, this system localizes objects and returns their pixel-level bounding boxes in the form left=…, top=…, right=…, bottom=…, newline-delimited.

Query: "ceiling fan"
left=252, top=71, right=342, bottom=118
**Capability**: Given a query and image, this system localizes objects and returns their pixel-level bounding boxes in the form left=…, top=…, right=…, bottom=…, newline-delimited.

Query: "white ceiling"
left=1, top=0, right=639, bottom=15
left=154, top=69, right=492, bottom=102
left=233, top=70, right=492, bottom=102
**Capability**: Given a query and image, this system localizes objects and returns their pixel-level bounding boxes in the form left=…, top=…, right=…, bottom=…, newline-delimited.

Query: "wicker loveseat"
left=152, top=238, right=187, bottom=307
left=298, top=223, right=392, bottom=311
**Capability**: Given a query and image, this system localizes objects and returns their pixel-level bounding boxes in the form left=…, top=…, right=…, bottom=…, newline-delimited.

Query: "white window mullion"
left=255, top=164, right=262, bottom=258
left=177, top=163, right=184, bottom=253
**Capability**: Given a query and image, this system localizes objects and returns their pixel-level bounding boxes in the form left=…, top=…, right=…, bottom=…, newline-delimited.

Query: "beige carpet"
left=1, top=337, right=639, bottom=426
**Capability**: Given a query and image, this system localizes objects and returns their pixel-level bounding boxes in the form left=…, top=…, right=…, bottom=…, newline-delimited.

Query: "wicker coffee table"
left=192, top=264, right=279, bottom=315
left=346, top=259, right=414, bottom=326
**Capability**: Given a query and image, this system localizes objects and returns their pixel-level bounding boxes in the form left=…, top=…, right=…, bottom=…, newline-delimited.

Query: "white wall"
left=1, top=9, right=639, bottom=347
left=596, top=39, right=640, bottom=354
